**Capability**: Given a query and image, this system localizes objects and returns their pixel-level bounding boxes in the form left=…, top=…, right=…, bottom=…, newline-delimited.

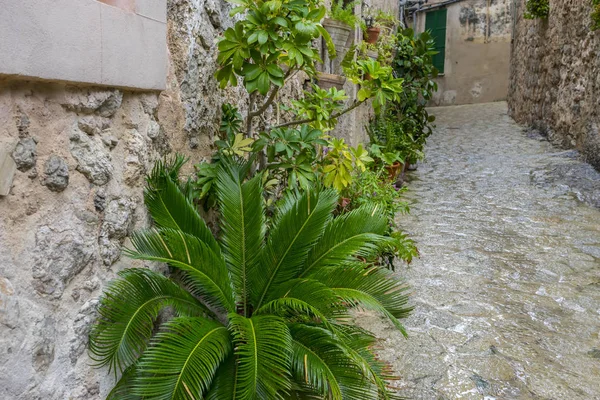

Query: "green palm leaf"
left=301, top=205, right=394, bottom=278
left=132, top=317, right=231, bottom=400
left=215, top=166, right=265, bottom=316
left=126, top=229, right=235, bottom=312
left=313, top=264, right=412, bottom=336
left=204, top=356, right=236, bottom=400
left=229, top=314, right=292, bottom=399
left=89, top=268, right=208, bottom=374
left=106, top=364, right=141, bottom=400
left=255, top=279, right=346, bottom=323
left=290, top=324, right=379, bottom=400
left=145, top=163, right=221, bottom=257
left=251, top=189, right=338, bottom=309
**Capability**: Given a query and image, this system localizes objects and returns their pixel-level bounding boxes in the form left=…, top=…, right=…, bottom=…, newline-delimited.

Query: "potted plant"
left=364, top=16, right=380, bottom=44
left=324, top=0, right=363, bottom=49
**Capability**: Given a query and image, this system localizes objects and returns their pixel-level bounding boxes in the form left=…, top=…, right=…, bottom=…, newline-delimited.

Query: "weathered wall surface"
left=508, top=0, right=600, bottom=170
left=414, top=0, right=512, bottom=106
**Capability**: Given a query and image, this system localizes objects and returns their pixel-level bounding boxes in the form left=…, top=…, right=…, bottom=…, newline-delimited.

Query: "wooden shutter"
left=425, top=8, right=447, bottom=74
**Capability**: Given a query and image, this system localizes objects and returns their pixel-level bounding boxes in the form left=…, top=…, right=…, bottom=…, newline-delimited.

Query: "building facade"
left=410, top=0, right=513, bottom=106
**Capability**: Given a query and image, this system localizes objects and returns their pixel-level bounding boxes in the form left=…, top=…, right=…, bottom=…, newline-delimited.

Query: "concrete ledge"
left=0, top=0, right=167, bottom=91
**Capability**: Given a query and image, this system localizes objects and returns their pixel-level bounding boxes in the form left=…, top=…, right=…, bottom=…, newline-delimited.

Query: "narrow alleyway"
left=359, top=102, right=600, bottom=399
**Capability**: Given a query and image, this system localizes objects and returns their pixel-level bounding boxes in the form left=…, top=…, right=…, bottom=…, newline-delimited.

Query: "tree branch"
left=268, top=99, right=365, bottom=131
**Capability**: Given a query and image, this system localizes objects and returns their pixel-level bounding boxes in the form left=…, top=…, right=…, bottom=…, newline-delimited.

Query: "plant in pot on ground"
left=89, top=158, right=412, bottom=399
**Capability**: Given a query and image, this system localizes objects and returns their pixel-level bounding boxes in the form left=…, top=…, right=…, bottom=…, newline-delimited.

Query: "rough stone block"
left=0, top=148, right=17, bottom=196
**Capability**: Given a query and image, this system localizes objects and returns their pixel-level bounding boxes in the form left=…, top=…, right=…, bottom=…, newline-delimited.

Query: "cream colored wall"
left=0, top=0, right=167, bottom=91
left=414, top=0, right=512, bottom=106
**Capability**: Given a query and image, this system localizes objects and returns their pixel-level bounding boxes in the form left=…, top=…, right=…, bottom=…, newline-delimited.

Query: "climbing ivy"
left=592, top=0, right=600, bottom=31
left=523, top=0, right=549, bottom=19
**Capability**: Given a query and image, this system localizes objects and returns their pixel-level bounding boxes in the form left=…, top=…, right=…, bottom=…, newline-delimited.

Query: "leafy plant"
left=90, top=159, right=412, bottom=400
left=593, top=0, right=600, bottom=31
left=342, top=168, right=418, bottom=268
left=374, top=10, right=398, bottom=28
left=289, top=85, right=348, bottom=131
left=330, top=0, right=365, bottom=30
left=322, top=139, right=373, bottom=191
left=524, top=0, right=549, bottom=19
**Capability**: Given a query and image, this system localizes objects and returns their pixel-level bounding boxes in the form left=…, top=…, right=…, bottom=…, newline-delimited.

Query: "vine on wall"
left=592, top=0, right=600, bottom=31
left=523, top=0, right=549, bottom=19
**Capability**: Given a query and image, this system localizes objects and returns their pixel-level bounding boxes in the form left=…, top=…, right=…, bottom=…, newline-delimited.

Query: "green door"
left=425, top=8, right=447, bottom=74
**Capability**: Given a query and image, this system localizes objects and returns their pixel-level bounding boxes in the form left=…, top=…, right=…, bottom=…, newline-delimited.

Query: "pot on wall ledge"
left=365, top=27, right=380, bottom=44
left=316, top=72, right=346, bottom=90
left=366, top=49, right=378, bottom=61
left=322, top=18, right=353, bottom=50
left=385, top=161, right=404, bottom=180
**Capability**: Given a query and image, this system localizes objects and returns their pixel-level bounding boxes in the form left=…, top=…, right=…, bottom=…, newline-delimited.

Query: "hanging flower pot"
left=365, top=27, right=381, bottom=44
left=322, top=18, right=353, bottom=50
left=316, top=72, right=346, bottom=90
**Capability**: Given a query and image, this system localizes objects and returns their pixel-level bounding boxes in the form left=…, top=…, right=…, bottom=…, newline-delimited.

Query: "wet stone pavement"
left=357, top=102, right=600, bottom=399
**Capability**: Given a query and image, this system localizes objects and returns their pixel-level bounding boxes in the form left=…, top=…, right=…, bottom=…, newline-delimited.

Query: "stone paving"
left=357, top=102, right=600, bottom=399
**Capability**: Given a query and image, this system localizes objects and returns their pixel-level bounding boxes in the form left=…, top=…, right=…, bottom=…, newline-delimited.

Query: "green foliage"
left=289, top=84, right=348, bottom=130
left=322, top=139, right=373, bottom=191
left=523, top=0, right=549, bottom=19
left=374, top=10, right=398, bottom=28
left=593, top=0, right=600, bottom=31
left=253, top=124, right=327, bottom=191
left=90, top=159, right=412, bottom=399
left=341, top=168, right=419, bottom=267
left=344, top=58, right=405, bottom=113
left=215, top=0, right=335, bottom=94
left=330, top=0, right=365, bottom=30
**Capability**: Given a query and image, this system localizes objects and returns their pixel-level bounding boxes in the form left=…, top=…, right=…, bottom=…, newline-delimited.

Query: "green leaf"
left=229, top=315, right=292, bottom=399
left=89, top=269, right=210, bottom=374
left=250, top=189, right=338, bottom=309
left=132, top=318, right=231, bottom=400
left=126, top=228, right=235, bottom=313
left=216, top=166, right=265, bottom=316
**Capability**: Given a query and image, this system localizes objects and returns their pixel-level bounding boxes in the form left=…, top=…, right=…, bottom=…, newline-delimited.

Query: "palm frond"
left=145, top=162, right=221, bottom=257
left=301, top=205, right=394, bottom=278
left=215, top=166, right=265, bottom=316
left=106, top=364, right=141, bottom=400
left=313, top=264, right=412, bottom=337
left=204, top=356, right=236, bottom=400
left=251, top=189, right=338, bottom=309
left=290, top=324, right=379, bottom=400
left=126, top=229, right=235, bottom=313
left=229, top=314, right=292, bottom=399
left=132, top=317, right=231, bottom=400
left=89, top=268, right=209, bottom=374
left=255, top=279, right=346, bottom=324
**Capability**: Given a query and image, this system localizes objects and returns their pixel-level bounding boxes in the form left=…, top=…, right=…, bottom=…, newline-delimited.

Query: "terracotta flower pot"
left=322, top=18, right=353, bottom=50
left=366, top=27, right=381, bottom=44
left=385, top=161, right=404, bottom=180
left=316, top=72, right=346, bottom=90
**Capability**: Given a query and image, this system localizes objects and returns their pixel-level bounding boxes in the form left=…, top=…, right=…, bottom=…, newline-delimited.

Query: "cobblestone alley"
left=359, top=102, right=600, bottom=399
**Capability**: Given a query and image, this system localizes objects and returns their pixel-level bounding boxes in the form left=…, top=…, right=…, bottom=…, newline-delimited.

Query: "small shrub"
left=524, top=0, right=549, bottom=19
left=592, top=0, right=600, bottom=31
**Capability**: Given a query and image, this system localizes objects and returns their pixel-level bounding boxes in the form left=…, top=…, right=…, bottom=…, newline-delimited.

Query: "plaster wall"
left=414, top=0, right=512, bottom=106
left=0, top=0, right=168, bottom=91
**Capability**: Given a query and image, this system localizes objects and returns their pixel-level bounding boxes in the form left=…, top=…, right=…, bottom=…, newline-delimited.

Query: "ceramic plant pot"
left=366, top=27, right=381, bottom=44
left=322, top=18, right=353, bottom=50
left=385, top=161, right=404, bottom=180
left=316, top=72, right=347, bottom=90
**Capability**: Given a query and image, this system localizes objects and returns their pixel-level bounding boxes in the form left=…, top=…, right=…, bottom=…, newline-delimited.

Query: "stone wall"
left=508, top=0, right=600, bottom=170
left=413, top=0, right=513, bottom=106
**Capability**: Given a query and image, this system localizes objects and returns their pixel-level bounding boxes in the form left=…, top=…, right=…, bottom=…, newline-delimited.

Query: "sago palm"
left=89, top=158, right=412, bottom=399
